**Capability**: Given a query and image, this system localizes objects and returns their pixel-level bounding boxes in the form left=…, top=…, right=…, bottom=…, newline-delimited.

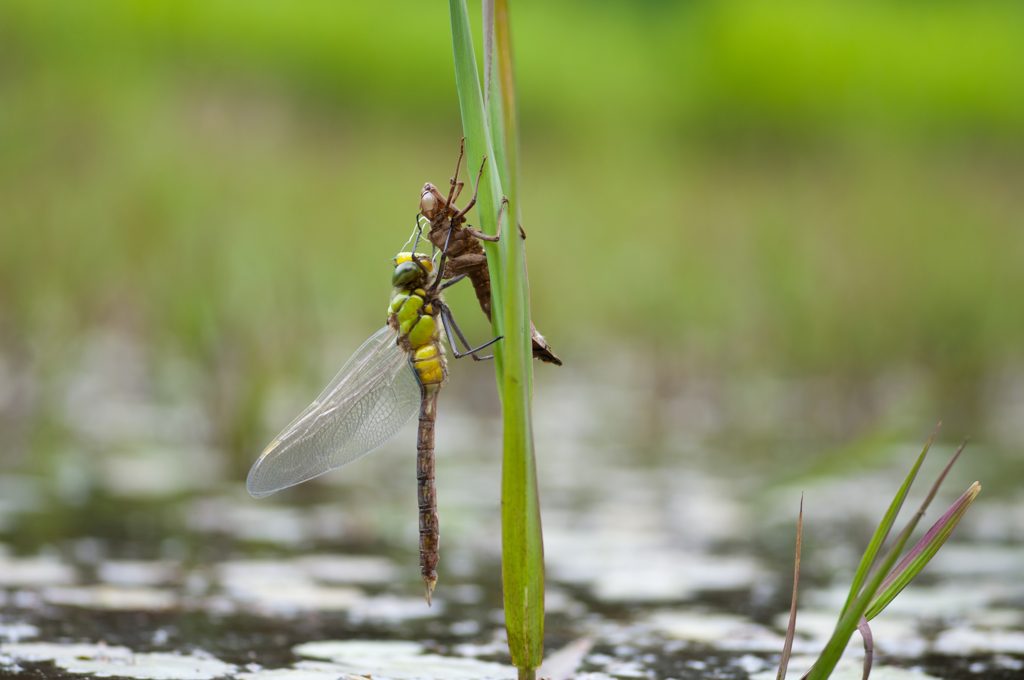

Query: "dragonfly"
left=246, top=227, right=502, bottom=604
left=419, top=140, right=561, bottom=365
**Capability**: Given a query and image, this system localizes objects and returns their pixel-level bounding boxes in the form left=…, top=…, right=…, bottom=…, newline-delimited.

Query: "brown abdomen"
left=416, top=390, right=440, bottom=603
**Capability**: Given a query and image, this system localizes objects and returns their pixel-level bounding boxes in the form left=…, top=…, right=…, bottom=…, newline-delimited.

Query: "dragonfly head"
left=393, top=252, right=434, bottom=288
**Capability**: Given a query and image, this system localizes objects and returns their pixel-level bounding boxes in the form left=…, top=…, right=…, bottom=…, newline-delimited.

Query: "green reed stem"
left=449, top=0, right=506, bottom=374
left=491, top=1, right=545, bottom=675
left=450, top=1, right=544, bottom=676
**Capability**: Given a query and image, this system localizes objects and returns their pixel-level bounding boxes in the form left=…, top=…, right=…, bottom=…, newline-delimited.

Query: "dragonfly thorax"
left=389, top=254, right=446, bottom=393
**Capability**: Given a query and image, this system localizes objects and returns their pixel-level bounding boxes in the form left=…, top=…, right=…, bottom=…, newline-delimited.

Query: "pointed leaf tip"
left=865, top=481, right=981, bottom=620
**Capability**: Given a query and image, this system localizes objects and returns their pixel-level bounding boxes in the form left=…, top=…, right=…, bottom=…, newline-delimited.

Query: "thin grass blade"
left=776, top=495, right=803, bottom=680
left=865, top=481, right=981, bottom=620
left=857, top=618, right=874, bottom=680
left=809, top=429, right=951, bottom=680
left=908, top=436, right=969, bottom=526
left=863, top=437, right=970, bottom=616
left=839, top=423, right=939, bottom=617
left=807, top=514, right=918, bottom=680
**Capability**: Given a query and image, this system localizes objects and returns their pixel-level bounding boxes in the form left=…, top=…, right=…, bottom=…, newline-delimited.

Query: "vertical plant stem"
left=448, top=0, right=507, bottom=375
left=492, top=0, right=545, bottom=675
left=482, top=1, right=509, bottom=193
left=449, top=1, right=544, bottom=676
left=776, top=495, right=803, bottom=680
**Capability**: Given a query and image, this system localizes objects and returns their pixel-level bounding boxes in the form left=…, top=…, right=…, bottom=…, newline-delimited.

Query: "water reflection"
left=0, top=328, right=1021, bottom=679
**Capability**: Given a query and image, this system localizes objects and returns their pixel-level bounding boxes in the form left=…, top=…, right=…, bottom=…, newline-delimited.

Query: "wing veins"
left=247, top=326, right=422, bottom=497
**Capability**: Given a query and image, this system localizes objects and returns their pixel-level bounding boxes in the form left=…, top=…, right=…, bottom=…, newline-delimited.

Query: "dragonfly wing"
left=247, top=326, right=421, bottom=498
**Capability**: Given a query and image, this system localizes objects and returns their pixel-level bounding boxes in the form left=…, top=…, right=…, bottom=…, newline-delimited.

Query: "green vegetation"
left=0, top=5, right=1007, bottom=674
left=777, top=431, right=981, bottom=680
left=1, top=0, right=1022, bottom=420
left=449, top=2, right=544, bottom=674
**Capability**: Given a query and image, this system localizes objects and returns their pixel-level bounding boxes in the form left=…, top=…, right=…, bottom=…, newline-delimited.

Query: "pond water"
left=1, top=329, right=1023, bottom=680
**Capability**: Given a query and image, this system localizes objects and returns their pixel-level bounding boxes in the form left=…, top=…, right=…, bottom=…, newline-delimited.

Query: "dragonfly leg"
left=446, top=137, right=467, bottom=208
left=459, top=195, right=506, bottom=243
left=402, top=213, right=425, bottom=254
left=430, top=165, right=499, bottom=294
left=429, top=225, right=455, bottom=293
left=465, top=226, right=499, bottom=243
left=425, top=218, right=438, bottom=258
left=408, top=218, right=436, bottom=279
left=453, top=156, right=487, bottom=222
left=411, top=214, right=424, bottom=251
left=438, top=301, right=502, bottom=361
left=437, top=273, right=467, bottom=292
left=449, top=180, right=464, bottom=207
left=430, top=204, right=467, bottom=292
left=462, top=196, right=505, bottom=244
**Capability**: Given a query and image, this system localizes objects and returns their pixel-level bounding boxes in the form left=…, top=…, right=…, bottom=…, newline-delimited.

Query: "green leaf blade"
left=809, top=431, right=973, bottom=680
left=448, top=0, right=508, bottom=377
left=493, top=0, right=544, bottom=673
left=806, top=515, right=918, bottom=680
left=840, top=424, right=939, bottom=617
left=865, top=481, right=981, bottom=620
left=450, top=1, right=544, bottom=676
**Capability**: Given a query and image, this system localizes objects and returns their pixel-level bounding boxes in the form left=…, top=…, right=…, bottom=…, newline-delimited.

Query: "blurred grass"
left=1, top=0, right=1023, bottom=407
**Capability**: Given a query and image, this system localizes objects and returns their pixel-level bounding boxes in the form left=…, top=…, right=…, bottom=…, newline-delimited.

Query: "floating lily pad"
left=647, top=610, right=785, bottom=651
left=934, top=625, right=1024, bottom=655
left=0, top=623, right=38, bottom=643
left=1, top=642, right=236, bottom=680
left=0, top=556, right=76, bottom=587
left=55, top=652, right=236, bottom=680
left=292, top=640, right=515, bottom=679
left=237, top=661, right=366, bottom=680
left=98, top=560, right=182, bottom=587
left=43, top=585, right=178, bottom=611
left=297, top=554, right=398, bottom=584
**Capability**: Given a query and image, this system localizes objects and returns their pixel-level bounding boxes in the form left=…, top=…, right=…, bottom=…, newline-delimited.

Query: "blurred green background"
left=2, top=0, right=1023, bottom=463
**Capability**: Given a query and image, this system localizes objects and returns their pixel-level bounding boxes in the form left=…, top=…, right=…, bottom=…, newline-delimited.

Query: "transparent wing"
left=247, top=326, right=421, bottom=498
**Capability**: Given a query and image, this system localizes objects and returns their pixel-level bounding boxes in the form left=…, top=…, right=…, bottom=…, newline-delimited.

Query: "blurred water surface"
left=0, top=327, right=1022, bottom=678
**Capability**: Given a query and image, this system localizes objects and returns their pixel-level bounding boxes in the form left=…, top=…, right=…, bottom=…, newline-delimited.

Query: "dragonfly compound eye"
left=392, top=260, right=425, bottom=288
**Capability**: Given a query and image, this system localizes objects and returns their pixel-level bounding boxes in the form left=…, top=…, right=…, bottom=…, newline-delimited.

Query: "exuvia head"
left=419, top=183, right=443, bottom=220
left=392, top=252, right=433, bottom=288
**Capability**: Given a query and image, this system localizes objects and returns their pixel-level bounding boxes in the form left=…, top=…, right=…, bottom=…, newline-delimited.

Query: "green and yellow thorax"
left=389, top=252, right=446, bottom=390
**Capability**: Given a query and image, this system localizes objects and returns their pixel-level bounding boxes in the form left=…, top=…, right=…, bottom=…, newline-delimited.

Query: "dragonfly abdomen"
left=416, top=391, right=440, bottom=602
